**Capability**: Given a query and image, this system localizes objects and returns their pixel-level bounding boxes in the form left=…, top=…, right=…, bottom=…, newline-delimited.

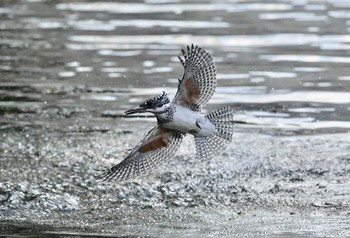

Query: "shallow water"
left=1, top=0, right=350, bottom=237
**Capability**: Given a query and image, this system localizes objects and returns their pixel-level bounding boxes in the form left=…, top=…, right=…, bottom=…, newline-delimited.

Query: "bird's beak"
left=124, top=106, right=147, bottom=115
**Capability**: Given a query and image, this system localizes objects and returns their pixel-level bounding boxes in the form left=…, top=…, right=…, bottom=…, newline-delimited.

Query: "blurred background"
left=1, top=0, right=350, bottom=134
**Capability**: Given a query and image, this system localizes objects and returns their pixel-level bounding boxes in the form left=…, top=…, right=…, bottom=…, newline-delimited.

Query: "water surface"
left=1, top=0, right=350, bottom=133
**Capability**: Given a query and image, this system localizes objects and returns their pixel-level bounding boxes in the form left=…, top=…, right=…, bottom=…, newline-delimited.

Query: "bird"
left=99, top=44, right=234, bottom=181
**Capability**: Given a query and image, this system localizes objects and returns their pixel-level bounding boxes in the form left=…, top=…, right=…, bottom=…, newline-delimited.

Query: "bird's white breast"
left=162, top=105, right=218, bottom=136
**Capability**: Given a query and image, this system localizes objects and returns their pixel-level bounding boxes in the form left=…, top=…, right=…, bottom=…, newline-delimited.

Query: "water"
left=1, top=0, right=350, bottom=237
left=2, top=0, right=350, bottom=133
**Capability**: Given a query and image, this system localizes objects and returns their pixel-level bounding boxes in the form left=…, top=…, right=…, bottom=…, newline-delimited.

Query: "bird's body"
left=99, top=44, right=234, bottom=181
left=156, top=104, right=218, bottom=137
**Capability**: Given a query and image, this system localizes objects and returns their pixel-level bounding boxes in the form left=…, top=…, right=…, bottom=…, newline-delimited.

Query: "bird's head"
left=125, top=91, right=170, bottom=115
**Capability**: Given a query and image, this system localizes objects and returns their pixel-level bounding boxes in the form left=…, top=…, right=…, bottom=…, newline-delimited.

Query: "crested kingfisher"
left=100, top=44, right=234, bottom=181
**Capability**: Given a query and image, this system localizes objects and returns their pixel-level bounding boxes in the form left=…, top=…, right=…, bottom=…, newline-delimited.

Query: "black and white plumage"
left=99, top=45, right=234, bottom=181
left=174, top=44, right=217, bottom=111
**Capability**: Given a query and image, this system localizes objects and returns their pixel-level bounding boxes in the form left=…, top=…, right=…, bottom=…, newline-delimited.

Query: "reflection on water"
left=55, top=2, right=293, bottom=13
left=1, top=0, right=350, bottom=134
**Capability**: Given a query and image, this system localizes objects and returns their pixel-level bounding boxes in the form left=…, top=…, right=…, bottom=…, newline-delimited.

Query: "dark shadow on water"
left=0, top=222, right=148, bottom=238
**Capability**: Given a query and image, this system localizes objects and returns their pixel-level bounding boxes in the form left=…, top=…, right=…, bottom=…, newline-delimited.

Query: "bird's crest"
left=140, top=91, right=170, bottom=109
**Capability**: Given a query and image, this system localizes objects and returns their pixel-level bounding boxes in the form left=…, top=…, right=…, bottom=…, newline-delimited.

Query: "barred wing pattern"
left=194, top=106, right=234, bottom=160
left=194, top=135, right=228, bottom=161
left=205, top=106, right=234, bottom=143
left=100, top=126, right=184, bottom=181
left=173, top=44, right=217, bottom=112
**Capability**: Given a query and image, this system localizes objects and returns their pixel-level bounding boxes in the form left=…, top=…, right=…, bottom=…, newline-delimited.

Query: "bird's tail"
left=194, top=106, right=234, bottom=160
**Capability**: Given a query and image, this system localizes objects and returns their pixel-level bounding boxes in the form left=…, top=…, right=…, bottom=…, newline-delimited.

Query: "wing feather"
left=173, top=44, right=217, bottom=111
left=99, top=126, right=184, bottom=181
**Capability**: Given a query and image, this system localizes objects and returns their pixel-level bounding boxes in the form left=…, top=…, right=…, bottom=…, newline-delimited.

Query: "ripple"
left=260, top=54, right=350, bottom=63
left=101, top=67, right=128, bottom=73
left=98, top=50, right=142, bottom=57
left=288, top=107, right=335, bottom=113
left=102, top=62, right=117, bottom=67
left=56, top=2, right=291, bottom=14
left=143, top=61, right=155, bottom=67
left=129, top=87, right=175, bottom=98
left=217, top=73, right=250, bottom=80
left=236, top=113, right=350, bottom=130
left=245, top=111, right=289, bottom=118
left=338, top=76, right=350, bottom=81
left=250, top=77, right=265, bottom=83
left=37, top=20, right=66, bottom=29
left=67, top=19, right=230, bottom=30
left=68, top=34, right=350, bottom=50
left=80, top=94, right=117, bottom=101
left=307, top=26, right=320, bottom=33
left=58, top=71, right=75, bottom=78
left=329, top=11, right=350, bottom=19
left=2, top=0, right=350, bottom=135
left=304, top=4, right=326, bottom=11
left=0, top=65, right=12, bottom=71
left=211, top=91, right=350, bottom=104
left=65, top=61, right=80, bottom=67
left=331, top=1, right=350, bottom=8
left=317, top=82, right=333, bottom=87
left=76, top=66, right=93, bottom=72
left=294, top=67, right=327, bottom=72
left=216, top=86, right=266, bottom=94
left=108, top=73, right=122, bottom=78
left=259, top=12, right=327, bottom=21
left=249, top=71, right=297, bottom=78
left=67, top=19, right=114, bottom=31
left=143, top=67, right=172, bottom=74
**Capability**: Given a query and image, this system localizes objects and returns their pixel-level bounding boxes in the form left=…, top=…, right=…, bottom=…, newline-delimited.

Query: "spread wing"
left=98, top=126, right=184, bottom=181
left=172, top=44, right=217, bottom=112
